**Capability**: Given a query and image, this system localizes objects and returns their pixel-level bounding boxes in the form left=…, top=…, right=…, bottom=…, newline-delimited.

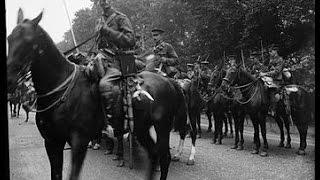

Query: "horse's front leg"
left=238, top=112, right=246, bottom=150
left=259, top=114, right=268, bottom=157
left=206, top=110, right=212, bottom=132
left=17, top=103, right=21, bottom=117
left=187, top=112, right=197, bottom=165
left=44, top=140, right=66, bottom=180
left=159, top=134, right=171, bottom=180
left=196, top=111, right=201, bottom=138
left=227, top=112, right=234, bottom=137
left=172, top=130, right=186, bottom=162
left=69, top=131, right=89, bottom=180
left=283, top=114, right=292, bottom=149
left=251, top=115, right=260, bottom=154
left=231, top=114, right=239, bottom=149
left=274, top=113, right=285, bottom=147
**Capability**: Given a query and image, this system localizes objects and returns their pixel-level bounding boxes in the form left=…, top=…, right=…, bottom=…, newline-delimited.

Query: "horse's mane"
left=34, top=24, right=58, bottom=51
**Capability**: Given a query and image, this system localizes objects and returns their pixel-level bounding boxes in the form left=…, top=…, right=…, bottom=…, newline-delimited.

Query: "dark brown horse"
left=7, top=9, right=187, bottom=180
left=8, top=91, right=21, bottom=117
left=286, top=85, right=313, bottom=155
left=171, top=77, right=201, bottom=165
left=206, top=69, right=234, bottom=138
left=221, top=67, right=269, bottom=156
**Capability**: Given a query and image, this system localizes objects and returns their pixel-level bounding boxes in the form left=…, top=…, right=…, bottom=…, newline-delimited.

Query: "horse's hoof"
left=285, top=143, right=292, bottom=149
left=187, top=159, right=195, bottom=166
left=259, top=151, right=268, bottom=157
left=117, top=160, right=125, bottom=167
left=278, top=142, right=284, bottom=147
left=197, top=134, right=201, bottom=138
left=236, top=146, right=244, bottom=151
left=296, top=150, right=306, bottom=155
left=231, top=145, right=238, bottom=149
left=211, top=140, right=216, bottom=144
left=215, top=141, right=222, bottom=145
left=171, top=156, right=180, bottom=162
left=251, top=149, right=259, bottom=154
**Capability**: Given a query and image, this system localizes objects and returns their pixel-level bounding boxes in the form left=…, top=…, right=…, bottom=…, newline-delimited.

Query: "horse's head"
left=7, top=8, right=43, bottom=90
left=221, top=67, right=239, bottom=91
left=221, top=67, right=257, bottom=91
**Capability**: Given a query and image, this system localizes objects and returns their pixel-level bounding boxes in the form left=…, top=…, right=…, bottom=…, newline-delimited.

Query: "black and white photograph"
left=5, top=0, right=315, bottom=179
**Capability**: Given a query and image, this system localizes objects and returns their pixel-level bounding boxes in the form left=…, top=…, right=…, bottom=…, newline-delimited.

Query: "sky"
left=6, top=0, right=93, bottom=43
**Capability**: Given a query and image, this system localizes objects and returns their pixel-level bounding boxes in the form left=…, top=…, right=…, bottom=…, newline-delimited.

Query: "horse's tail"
left=168, top=79, right=188, bottom=132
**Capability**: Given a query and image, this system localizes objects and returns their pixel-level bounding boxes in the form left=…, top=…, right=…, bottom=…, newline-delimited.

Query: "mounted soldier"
left=94, top=0, right=136, bottom=165
left=145, top=28, right=180, bottom=78
left=259, top=46, right=288, bottom=116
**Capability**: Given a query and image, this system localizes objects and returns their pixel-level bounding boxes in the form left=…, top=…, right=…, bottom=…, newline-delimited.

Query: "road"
left=9, top=111, right=315, bottom=180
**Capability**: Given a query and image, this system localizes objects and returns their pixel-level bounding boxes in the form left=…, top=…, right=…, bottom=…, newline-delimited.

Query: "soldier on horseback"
left=94, top=0, right=136, bottom=162
left=259, top=46, right=287, bottom=116
left=148, top=28, right=180, bottom=78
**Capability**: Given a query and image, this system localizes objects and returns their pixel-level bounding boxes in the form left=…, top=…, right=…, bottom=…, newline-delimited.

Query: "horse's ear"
left=17, top=8, right=24, bottom=24
left=31, top=10, right=43, bottom=26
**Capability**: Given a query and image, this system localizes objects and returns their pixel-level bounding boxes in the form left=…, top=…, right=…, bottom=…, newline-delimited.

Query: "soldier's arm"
left=162, top=43, right=179, bottom=66
left=101, top=15, right=135, bottom=49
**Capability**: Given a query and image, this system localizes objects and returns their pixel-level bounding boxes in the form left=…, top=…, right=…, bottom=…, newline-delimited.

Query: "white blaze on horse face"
left=189, top=145, right=196, bottom=160
left=149, top=125, right=157, bottom=144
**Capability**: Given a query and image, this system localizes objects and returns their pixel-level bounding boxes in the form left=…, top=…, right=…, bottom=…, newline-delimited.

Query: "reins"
left=31, top=63, right=78, bottom=113
left=63, top=33, right=98, bottom=56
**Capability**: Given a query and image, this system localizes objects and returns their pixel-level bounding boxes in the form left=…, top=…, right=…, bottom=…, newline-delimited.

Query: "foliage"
left=55, top=0, right=314, bottom=86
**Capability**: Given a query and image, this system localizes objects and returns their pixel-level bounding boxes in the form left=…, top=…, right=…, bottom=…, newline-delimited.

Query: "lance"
left=260, top=39, right=264, bottom=63
left=62, top=0, right=79, bottom=53
left=241, top=49, right=246, bottom=69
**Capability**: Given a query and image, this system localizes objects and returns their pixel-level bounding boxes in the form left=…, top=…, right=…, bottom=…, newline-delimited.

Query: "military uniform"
left=153, top=41, right=179, bottom=77
left=259, top=48, right=287, bottom=116
left=145, top=28, right=179, bottom=78
left=95, top=5, right=135, bottom=139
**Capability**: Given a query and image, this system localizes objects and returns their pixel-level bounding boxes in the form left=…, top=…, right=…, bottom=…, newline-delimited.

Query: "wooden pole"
left=62, top=0, right=79, bottom=53
left=241, top=49, right=245, bottom=69
left=260, top=39, right=264, bottom=63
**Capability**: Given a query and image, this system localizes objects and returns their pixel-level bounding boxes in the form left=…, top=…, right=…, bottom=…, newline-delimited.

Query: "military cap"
left=187, top=63, right=195, bottom=67
left=151, top=28, right=165, bottom=34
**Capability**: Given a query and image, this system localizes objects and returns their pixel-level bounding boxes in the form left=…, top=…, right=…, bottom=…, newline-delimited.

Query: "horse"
left=206, top=69, right=234, bottom=138
left=7, top=83, right=28, bottom=118
left=8, top=91, right=21, bottom=117
left=21, top=88, right=37, bottom=123
left=286, top=85, right=313, bottom=155
left=221, top=67, right=269, bottom=156
left=7, top=9, right=187, bottom=180
left=171, top=76, right=201, bottom=165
